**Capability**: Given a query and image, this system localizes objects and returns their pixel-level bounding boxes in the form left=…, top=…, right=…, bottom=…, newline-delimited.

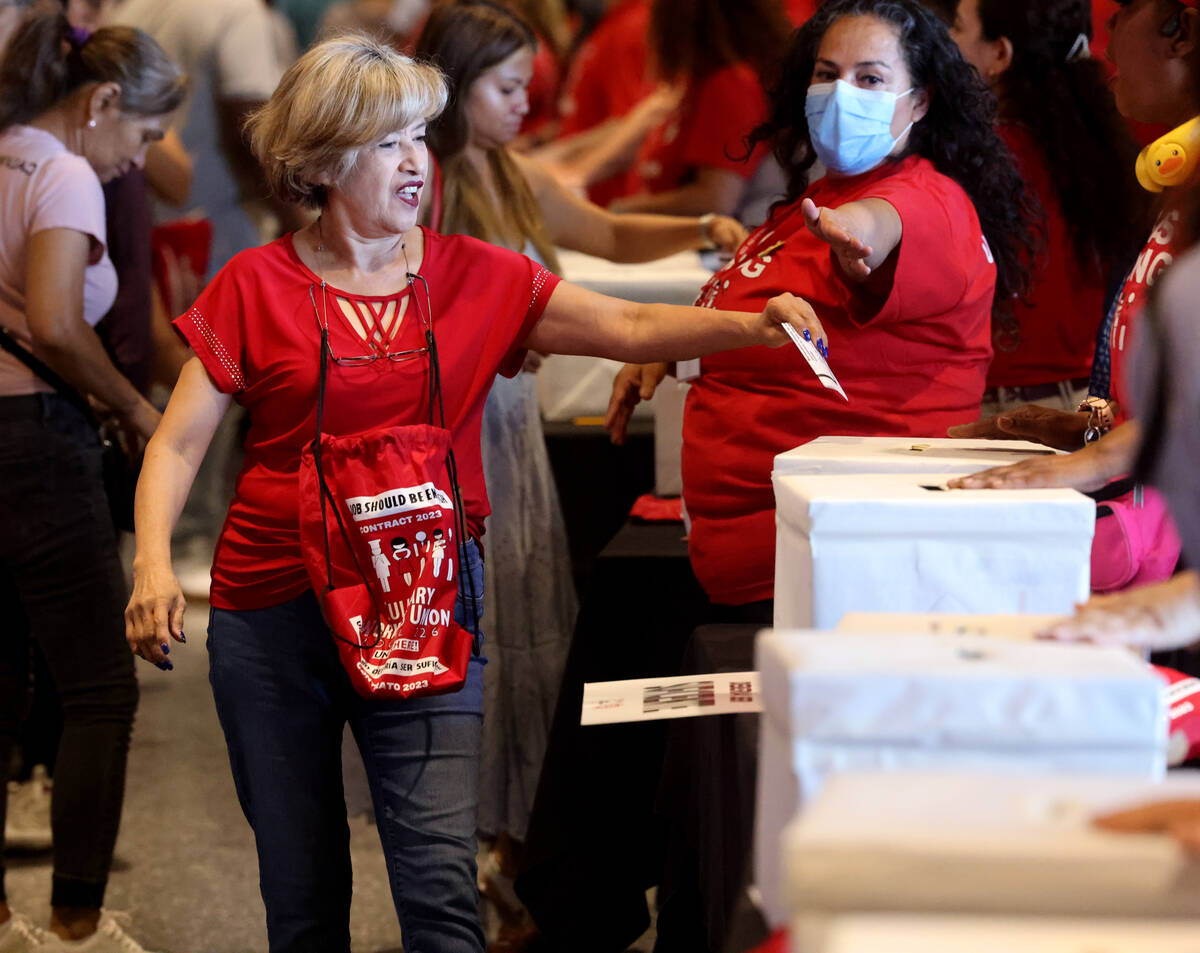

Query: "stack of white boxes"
left=752, top=438, right=1178, bottom=944
left=753, top=631, right=1167, bottom=927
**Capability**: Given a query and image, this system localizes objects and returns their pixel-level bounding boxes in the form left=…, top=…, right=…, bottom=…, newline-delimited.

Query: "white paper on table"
left=782, top=324, right=848, bottom=400
left=580, top=671, right=762, bottom=725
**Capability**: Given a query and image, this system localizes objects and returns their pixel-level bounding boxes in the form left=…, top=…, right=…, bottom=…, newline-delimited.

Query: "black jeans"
left=0, top=393, right=137, bottom=908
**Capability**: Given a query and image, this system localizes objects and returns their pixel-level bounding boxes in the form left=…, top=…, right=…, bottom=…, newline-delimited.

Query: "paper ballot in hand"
left=783, top=324, right=848, bottom=401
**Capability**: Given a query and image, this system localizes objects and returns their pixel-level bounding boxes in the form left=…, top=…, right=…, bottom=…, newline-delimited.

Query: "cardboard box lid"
left=755, top=631, right=1164, bottom=746
left=772, top=471, right=1095, bottom=538
left=774, top=436, right=1061, bottom=476
left=786, top=772, right=1200, bottom=920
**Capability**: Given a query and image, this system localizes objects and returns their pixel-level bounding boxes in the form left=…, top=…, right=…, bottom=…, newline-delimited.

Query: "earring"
left=87, top=119, right=96, bottom=128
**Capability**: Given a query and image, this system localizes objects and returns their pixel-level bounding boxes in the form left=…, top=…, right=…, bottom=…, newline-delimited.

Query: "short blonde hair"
left=247, top=33, right=447, bottom=208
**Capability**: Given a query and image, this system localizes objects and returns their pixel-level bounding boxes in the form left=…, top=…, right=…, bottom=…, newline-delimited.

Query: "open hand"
left=948, top=404, right=1089, bottom=452
left=802, top=198, right=873, bottom=280
left=605, top=362, right=668, bottom=445
left=125, top=561, right=187, bottom=671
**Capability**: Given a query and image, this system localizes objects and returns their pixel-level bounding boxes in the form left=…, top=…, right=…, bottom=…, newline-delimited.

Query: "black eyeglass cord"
left=310, top=273, right=481, bottom=655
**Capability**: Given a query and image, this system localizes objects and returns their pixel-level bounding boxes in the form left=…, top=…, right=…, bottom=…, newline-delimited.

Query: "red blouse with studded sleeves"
left=173, top=228, right=559, bottom=610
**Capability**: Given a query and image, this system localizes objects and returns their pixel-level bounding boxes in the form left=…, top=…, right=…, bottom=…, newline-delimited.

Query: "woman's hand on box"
left=948, top=404, right=1089, bottom=452
left=1093, top=798, right=1200, bottom=854
left=1037, top=571, right=1200, bottom=654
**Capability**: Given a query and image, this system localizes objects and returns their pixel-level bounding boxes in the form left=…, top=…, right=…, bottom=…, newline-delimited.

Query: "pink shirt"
left=0, top=124, right=116, bottom=396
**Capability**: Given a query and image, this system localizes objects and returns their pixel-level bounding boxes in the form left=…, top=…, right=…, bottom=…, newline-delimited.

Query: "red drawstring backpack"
left=298, top=274, right=478, bottom=699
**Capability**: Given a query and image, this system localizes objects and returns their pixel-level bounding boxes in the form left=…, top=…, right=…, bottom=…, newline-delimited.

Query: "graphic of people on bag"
left=391, top=536, right=415, bottom=586
left=368, top=538, right=392, bottom=593
left=431, top=527, right=449, bottom=579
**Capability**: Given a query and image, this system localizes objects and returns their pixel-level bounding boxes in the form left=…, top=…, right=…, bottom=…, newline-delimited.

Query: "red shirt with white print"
left=682, top=155, right=996, bottom=605
left=174, top=229, right=559, bottom=610
left=1110, top=210, right=1181, bottom=422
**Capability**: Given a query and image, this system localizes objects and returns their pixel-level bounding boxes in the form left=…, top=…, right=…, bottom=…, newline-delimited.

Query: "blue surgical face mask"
left=804, top=79, right=915, bottom=176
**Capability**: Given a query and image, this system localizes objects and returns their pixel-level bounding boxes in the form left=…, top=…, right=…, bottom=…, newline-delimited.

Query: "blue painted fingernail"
left=156, top=661, right=174, bottom=671
left=179, top=632, right=186, bottom=643
left=802, top=329, right=812, bottom=342
left=161, top=643, right=170, bottom=655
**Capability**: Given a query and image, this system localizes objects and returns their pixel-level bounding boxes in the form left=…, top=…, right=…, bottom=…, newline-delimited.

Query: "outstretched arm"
left=802, top=196, right=903, bottom=290
left=949, top=421, right=1140, bottom=492
left=517, top=153, right=747, bottom=261
left=523, top=282, right=825, bottom=365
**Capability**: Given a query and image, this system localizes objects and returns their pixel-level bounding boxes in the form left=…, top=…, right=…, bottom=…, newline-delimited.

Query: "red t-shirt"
left=174, top=230, right=560, bottom=610
left=523, top=34, right=562, bottom=137
left=683, top=156, right=996, bottom=605
left=626, top=64, right=768, bottom=198
left=558, top=0, right=651, bottom=136
left=1110, top=209, right=1182, bottom=421
left=557, top=0, right=652, bottom=207
left=987, top=123, right=1104, bottom=387
left=783, top=0, right=820, bottom=23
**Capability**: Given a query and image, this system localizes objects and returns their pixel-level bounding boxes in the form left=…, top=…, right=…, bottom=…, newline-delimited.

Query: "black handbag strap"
left=307, top=273, right=481, bottom=654
left=0, top=323, right=98, bottom=426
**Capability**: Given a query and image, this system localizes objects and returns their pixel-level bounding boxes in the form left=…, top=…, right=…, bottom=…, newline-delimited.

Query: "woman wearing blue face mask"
left=607, top=0, right=1035, bottom=609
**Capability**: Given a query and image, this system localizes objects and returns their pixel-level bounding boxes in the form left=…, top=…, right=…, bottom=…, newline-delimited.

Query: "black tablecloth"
left=516, top=522, right=701, bottom=952
left=516, top=522, right=769, bottom=953
left=657, top=625, right=765, bottom=953
left=542, top=418, right=654, bottom=593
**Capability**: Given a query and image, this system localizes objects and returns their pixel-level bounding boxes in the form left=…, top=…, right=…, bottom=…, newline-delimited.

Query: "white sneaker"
left=0, top=913, right=52, bottom=952
left=40, top=913, right=159, bottom=953
left=5, top=765, right=52, bottom=852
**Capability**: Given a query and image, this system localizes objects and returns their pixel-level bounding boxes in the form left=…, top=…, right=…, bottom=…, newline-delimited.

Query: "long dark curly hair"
left=974, top=0, right=1148, bottom=281
left=750, top=0, right=1036, bottom=305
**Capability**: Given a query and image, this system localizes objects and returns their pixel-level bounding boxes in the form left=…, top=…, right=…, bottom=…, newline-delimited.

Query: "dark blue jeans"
left=208, top=542, right=486, bottom=953
left=0, top=393, right=138, bottom=908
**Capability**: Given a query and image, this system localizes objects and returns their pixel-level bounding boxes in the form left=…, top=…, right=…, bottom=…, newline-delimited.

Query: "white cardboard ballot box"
left=772, top=471, right=1095, bottom=630
left=773, top=435, right=1061, bottom=477
left=785, top=771, right=1200, bottom=923
left=790, top=913, right=1200, bottom=953
left=753, top=631, right=1167, bottom=926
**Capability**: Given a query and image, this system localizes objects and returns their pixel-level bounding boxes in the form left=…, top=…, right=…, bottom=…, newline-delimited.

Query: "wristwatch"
left=1077, top=396, right=1114, bottom=443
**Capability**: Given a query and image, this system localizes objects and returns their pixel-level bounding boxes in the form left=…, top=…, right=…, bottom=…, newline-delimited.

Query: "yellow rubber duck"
left=1136, top=115, right=1200, bottom=192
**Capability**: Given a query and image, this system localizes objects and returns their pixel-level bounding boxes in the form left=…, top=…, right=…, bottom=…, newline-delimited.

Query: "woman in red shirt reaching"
left=608, top=0, right=1035, bottom=608
left=121, top=33, right=819, bottom=953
